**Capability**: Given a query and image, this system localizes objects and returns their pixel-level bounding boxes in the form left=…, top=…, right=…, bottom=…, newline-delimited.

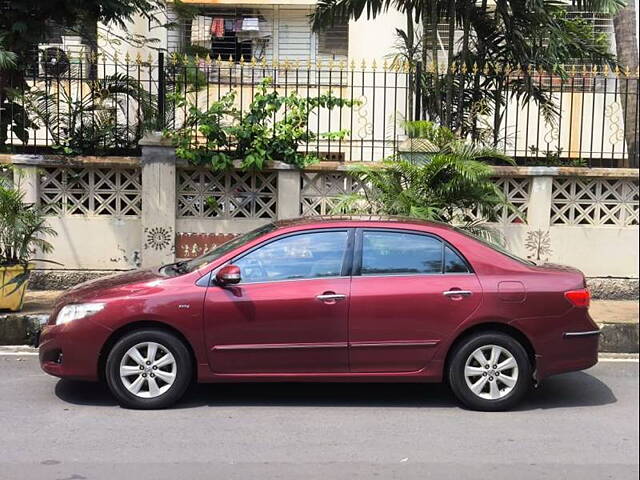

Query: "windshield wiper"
left=174, top=260, right=189, bottom=274
left=161, top=260, right=190, bottom=275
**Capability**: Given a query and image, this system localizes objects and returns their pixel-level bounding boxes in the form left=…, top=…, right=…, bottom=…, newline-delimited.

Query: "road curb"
left=1, top=313, right=638, bottom=353
left=0, top=313, right=48, bottom=346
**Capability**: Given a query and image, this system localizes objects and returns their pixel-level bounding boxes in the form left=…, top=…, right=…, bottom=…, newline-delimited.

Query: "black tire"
left=447, top=332, right=532, bottom=411
left=105, top=329, right=192, bottom=409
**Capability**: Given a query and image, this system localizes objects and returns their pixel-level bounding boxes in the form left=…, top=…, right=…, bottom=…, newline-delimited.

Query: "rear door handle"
left=316, top=293, right=347, bottom=302
left=443, top=290, right=473, bottom=297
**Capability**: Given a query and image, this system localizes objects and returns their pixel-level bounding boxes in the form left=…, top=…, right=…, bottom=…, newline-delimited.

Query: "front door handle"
left=443, top=290, right=473, bottom=297
left=316, top=293, right=347, bottom=302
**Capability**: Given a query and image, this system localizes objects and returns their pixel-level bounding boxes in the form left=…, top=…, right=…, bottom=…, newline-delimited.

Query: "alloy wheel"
left=119, top=342, right=177, bottom=398
left=463, top=344, right=519, bottom=400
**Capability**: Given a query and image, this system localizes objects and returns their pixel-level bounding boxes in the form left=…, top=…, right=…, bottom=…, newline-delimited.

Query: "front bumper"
left=38, top=318, right=112, bottom=381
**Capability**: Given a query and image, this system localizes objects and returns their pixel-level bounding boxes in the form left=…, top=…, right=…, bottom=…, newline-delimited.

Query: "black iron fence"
left=0, top=52, right=637, bottom=166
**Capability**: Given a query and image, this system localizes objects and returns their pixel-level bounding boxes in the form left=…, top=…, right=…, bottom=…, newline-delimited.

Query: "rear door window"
left=361, top=231, right=443, bottom=275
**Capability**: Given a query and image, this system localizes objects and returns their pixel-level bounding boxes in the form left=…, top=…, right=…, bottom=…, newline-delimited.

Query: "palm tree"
left=313, top=0, right=625, bottom=140
left=332, top=121, right=517, bottom=243
left=22, top=74, right=157, bottom=154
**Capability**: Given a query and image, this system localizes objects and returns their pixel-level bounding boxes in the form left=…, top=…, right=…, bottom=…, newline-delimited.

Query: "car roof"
left=272, top=215, right=456, bottom=232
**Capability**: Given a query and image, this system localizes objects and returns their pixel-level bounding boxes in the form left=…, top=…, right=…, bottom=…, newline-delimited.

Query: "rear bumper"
left=38, top=319, right=112, bottom=381
left=538, top=329, right=600, bottom=378
left=512, top=310, right=601, bottom=380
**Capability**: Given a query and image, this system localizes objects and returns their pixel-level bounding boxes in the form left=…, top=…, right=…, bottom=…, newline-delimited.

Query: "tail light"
left=565, top=289, right=591, bottom=308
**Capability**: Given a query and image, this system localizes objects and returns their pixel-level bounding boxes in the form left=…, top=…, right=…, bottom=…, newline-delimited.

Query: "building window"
left=317, top=18, right=349, bottom=60
left=170, top=5, right=349, bottom=64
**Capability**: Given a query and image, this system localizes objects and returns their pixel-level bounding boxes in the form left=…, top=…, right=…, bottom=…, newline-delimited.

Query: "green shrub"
left=164, top=78, right=358, bottom=170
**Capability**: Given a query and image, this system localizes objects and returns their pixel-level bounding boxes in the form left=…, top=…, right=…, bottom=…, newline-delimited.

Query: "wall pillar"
left=276, top=167, right=301, bottom=220
left=9, top=155, right=41, bottom=205
left=139, top=133, right=177, bottom=268
left=526, top=169, right=555, bottom=230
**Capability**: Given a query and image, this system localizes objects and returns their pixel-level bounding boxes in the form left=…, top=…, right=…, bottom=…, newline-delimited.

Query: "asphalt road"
left=0, top=355, right=638, bottom=480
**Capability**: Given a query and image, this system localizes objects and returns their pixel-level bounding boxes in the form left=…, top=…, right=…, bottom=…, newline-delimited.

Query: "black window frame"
left=222, top=228, right=355, bottom=285
left=352, top=228, right=474, bottom=277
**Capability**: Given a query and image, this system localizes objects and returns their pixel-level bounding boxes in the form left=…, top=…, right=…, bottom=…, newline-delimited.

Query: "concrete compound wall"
left=1, top=138, right=638, bottom=280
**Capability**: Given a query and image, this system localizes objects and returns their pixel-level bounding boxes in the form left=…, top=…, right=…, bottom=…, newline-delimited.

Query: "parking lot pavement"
left=0, top=355, right=638, bottom=480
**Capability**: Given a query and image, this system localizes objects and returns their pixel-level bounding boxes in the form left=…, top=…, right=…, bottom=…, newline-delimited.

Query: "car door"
left=348, top=229, right=482, bottom=373
left=203, top=229, right=353, bottom=374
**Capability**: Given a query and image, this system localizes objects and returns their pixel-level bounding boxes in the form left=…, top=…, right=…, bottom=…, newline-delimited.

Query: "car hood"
left=57, top=268, right=165, bottom=305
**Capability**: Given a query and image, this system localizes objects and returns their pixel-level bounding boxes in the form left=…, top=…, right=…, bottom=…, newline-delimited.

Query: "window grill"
left=168, top=4, right=348, bottom=64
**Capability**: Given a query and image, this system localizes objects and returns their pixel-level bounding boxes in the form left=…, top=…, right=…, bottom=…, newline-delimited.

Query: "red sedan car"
left=38, top=217, right=599, bottom=411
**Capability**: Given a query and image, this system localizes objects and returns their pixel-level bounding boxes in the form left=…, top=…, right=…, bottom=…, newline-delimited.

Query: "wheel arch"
left=443, top=322, right=537, bottom=378
left=97, top=320, right=198, bottom=382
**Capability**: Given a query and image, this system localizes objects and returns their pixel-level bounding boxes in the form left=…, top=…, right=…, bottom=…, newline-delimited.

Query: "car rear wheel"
left=105, top=329, right=192, bottom=409
left=448, top=332, right=532, bottom=411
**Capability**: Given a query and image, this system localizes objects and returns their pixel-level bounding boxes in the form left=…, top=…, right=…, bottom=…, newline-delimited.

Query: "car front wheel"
left=105, top=329, right=192, bottom=409
left=448, top=332, right=532, bottom=411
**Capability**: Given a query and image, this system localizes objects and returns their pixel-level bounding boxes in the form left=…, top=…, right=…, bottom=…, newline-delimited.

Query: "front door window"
left=235, top=230, right=349, bottom=283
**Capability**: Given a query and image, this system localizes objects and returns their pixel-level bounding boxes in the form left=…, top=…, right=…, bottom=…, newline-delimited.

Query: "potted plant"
left=0, top=176, right=57, bottom=311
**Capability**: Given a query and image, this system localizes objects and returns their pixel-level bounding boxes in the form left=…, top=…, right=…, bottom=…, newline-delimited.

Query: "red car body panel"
left=39, top=217, right=599, bottom=384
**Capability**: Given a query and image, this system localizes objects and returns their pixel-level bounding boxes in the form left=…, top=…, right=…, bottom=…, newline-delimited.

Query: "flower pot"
left=0, top=264, right=34, bottom=312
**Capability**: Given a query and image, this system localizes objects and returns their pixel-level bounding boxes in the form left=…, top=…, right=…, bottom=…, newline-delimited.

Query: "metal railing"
left=0, top=52, right=637, bottom=166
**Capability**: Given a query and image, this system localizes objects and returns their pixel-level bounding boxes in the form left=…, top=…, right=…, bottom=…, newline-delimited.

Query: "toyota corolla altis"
left=38, top=217, right=600, bottom=410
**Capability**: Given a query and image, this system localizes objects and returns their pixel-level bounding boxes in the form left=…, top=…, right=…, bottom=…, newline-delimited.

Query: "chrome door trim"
left=443, top=290, right=473, bottom=297
left=563, top=330, right=601, bottom=338
left=212, top=342, right=347, bottom=351
left=350, top=340, right=440, bottom=348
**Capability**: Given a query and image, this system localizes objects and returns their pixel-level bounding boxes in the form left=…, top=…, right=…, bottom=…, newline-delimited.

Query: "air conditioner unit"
left=38, top=36, right=89, bottom=79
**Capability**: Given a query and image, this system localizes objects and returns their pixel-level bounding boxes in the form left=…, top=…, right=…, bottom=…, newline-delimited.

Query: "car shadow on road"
left=54, top=370, right=617, bottom=411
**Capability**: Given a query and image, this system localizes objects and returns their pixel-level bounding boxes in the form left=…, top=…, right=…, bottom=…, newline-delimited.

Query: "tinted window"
left=361, top=231, right=442, bottom=275
left=444, top=245, right=470, bottom=273
left=235, top=231, right=348, bottom=283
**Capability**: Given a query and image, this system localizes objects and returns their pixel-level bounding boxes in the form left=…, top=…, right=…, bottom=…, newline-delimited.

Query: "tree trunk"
left=613, top=3, right=639, bottom=167
left=430, top=0, right=441, bottom=120
left=444, top=0, right=455, bottom=128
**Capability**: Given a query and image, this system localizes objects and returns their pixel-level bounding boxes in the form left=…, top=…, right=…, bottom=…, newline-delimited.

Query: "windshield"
left=453, top=227, right=535, bottom=266
left=180, top=223, right=277, bottom=273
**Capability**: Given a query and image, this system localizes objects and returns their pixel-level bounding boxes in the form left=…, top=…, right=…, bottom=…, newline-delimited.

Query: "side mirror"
left=216, top=265, right=241, bottom=286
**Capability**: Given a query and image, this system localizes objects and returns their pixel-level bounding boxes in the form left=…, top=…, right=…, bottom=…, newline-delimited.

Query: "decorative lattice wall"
left=493, top=177, right=531, bottom=223
left=0, top=166, right=12, bottom=185
left=300, top=172, right=366, bottom=216
left=551, top=177, right=639, bottom=226
left=39, top=167, right=142, bottom=216
left=177, top=168, right=277, bottom=219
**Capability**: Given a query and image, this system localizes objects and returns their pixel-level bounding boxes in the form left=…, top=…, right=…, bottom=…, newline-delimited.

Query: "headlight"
left=56, top=303, right=105, bottom=325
